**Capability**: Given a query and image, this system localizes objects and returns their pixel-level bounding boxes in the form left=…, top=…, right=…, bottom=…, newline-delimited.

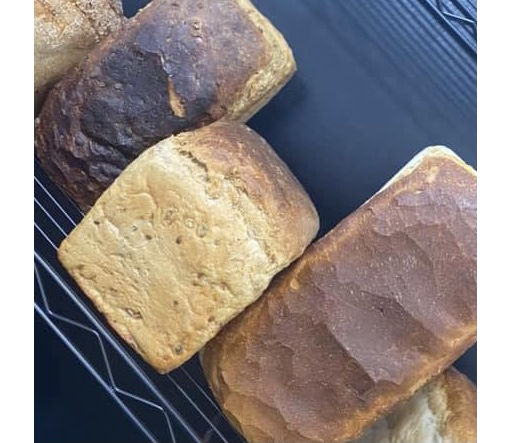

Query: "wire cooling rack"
left=34, top=157, right=246, bottom=443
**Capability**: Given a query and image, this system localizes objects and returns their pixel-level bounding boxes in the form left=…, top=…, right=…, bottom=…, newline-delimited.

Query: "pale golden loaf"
left=58, top=121, right=319, bottom=373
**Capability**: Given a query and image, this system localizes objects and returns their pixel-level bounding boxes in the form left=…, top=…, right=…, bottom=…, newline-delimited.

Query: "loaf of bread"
left=58, top=121, right=319, bottom=373
left=202, top=146, right=477, bottom=443
left=34, top=0, right=124, bottom=112
left=35, top=0, right=296, bottom=211
left=350, top=367, right=476, bottom=443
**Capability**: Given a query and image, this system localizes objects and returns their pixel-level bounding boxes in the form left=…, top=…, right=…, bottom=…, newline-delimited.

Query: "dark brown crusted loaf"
left=202, top=146, right=477, bottom=443
left=34, top=0, right=296, bottom=211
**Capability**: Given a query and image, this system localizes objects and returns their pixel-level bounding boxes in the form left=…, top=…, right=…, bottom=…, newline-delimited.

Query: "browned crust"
left=202, top=149, right=477, bottom=443
left=439, top=368, right=477, bottom=442
left=173, top=122, right=319, bottom=262
left=225, top=0, right=297, bottom=121
left=35, top=0, right=295, bottom=211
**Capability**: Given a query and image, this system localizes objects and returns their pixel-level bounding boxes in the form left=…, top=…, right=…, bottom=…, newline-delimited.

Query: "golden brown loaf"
left=35, top=0, right=296, bottom=211
left=58, top=121, right=319, bottom=373
left=350, top=367, right=476, bottom=443
left=202, top=146, right=477, bottom=443
left=34, top=0, right=124, bottom=111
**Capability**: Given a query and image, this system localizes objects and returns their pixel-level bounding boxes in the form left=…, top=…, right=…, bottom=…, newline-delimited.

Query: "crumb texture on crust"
left=202, top=147, right=476, bottom=443
left=35, top=0, right=295, bottom=211
left=58, top=121, right=319, bottom=373
left=34, top=0, right=124, bottom=109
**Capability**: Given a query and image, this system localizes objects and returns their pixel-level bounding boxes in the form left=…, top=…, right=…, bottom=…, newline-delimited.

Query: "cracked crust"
left=34, top=0, right=125, bottom=112
left=202, top=146, right=477, bottom=443
left=350, top=367, right=476, bottom=443
left=35, top=0, right=296, bottom=211
left=57, top=121, right=319, bottom=373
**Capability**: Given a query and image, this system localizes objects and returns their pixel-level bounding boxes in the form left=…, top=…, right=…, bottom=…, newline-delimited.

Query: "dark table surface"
left=35, top=0, right=477, bottom=442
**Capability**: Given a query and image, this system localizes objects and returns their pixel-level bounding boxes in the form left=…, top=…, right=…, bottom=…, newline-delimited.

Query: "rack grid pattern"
left=423, top=0, right=477, bottom=55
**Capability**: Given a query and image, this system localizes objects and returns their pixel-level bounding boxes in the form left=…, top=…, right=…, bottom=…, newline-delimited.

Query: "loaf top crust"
left=58, top=121, right=319, bottom=373
left=202, top=146, right=477, bottom=443
left=35, top=0, right=296, bottom=211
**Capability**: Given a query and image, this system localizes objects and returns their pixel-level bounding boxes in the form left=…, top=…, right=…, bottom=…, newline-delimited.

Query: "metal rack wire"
left=34, top=158, right=246, bottom=443
left=422, top=0, right=477, bottom=55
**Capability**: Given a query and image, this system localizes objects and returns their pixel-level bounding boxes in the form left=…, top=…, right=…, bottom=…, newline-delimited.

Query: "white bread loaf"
left=350, top=367, right=476, bottom=443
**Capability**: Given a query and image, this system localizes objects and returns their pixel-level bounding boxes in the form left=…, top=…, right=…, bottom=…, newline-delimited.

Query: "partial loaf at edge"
left=350, top=367, right=476, bottom=443
left=35, top=0, right=296, bottom=211
left=58, top=121, right=319, bottom=373
left=202, top=146, right=477, bottom=443
left=34, top=0, right=125, bottom=111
